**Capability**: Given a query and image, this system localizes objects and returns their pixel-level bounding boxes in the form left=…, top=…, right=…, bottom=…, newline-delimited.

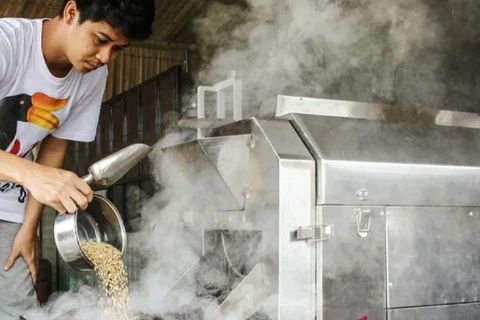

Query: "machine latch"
left=356, top=208, right=371, bottom=238
left=296, top=224, right=334, bottom=242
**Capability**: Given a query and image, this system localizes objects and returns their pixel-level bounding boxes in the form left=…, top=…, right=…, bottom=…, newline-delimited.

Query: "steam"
left=23, top=0, right=477, bottom=319
left=126, top=131, right=267, bottom=319
left=126, top=131, right=214, bottom=317
left=192, top=0, right=447, bottom=116
left=124, top=0, right=448, bottom=318
left=23, top=286, right=105, bottom=320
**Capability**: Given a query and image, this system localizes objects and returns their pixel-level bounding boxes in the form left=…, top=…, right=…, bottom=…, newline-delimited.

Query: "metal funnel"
left=83, top=143, right=153, bottom=186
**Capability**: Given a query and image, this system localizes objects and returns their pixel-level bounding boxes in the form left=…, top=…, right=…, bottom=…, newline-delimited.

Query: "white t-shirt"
left=0, top=18, right=108, bottom=223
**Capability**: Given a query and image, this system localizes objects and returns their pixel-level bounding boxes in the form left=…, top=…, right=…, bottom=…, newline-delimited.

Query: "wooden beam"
left=130, top=40, right=197, bottom=51
left=165, top=0, right=206, bottom=42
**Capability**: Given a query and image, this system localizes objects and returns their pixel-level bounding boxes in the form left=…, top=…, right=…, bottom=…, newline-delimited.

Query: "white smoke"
left=192, top=0, right=444, bottom=116
left=126, top=131, right=214, bottom=317
left=125, top=1, right=446, bottom=318
left=125, top=128, right=271, bottom=319
left=25, top=0, right=461, bottom=319
left=23, top=286, right=105, bottom=320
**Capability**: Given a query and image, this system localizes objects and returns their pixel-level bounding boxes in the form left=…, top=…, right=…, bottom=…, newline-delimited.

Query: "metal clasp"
left=296, top=224, right=334, bottom=242
left=356, top=208, right=371, bottom=238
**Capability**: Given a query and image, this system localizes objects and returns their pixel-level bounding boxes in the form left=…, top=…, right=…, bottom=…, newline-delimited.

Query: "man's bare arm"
left=23, top=135, right=92, bottom=232
left=3, top=135, right=93, bottom=281
left=0, top=138, right=92, bottom=213
left=0, top=149, right=37, bottom=185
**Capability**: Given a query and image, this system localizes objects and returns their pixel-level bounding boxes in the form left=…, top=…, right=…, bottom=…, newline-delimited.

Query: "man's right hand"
left=22, top=164, right=93, bottom=214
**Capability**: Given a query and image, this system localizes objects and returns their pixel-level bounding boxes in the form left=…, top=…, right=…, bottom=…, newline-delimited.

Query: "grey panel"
left=161, top=136, right=250, bottom=211
left=215, top=263, right=264, bottom=319
left=325, top=307, right=385, bottom=320
left=254, top=118, right=316, bottom=319
left=290, top=113, right=480, bottom=206
left=386, top=207, right=480, bottom=308
left=291, top=113, right=480, bottom=165
left=321, top=160, right=480, bottom=206
left=259, top=95, right=480, bottom=130
left=161, top=118, right=317, bottom=319
left=199, top=134, right=251, bottom=210
left=388, top=303, right=480, bottom=320
left=320, top=206, right=386, bottom=319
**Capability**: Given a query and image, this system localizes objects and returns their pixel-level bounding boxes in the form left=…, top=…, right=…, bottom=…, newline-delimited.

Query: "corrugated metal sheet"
left=103, top=46, right=186, bottom=100
left=154, top=0, right=205, bottom=41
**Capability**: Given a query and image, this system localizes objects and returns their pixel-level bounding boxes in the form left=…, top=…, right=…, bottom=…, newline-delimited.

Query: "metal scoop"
left=82, top=143, right=153, bottom=186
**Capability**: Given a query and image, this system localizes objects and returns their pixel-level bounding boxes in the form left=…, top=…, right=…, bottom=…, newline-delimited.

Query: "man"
left=0, top=0, right=154, bottom=318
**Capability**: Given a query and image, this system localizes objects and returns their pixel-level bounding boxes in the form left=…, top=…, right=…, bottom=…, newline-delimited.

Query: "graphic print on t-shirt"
left=0, top=92, right=69, bottom=154
left=0, top=92, right=69, bottom=203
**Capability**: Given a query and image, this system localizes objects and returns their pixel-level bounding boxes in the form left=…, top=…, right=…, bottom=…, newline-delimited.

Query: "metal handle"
left=196, top=71, right=243, bottom=138
left=296, top=224, right=334, bottom=242
left=82, top=173, right=93, bottom=184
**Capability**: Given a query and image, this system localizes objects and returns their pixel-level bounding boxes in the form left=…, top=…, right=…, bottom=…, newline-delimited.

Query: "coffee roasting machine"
left=158, top=73, right=480, bottom=320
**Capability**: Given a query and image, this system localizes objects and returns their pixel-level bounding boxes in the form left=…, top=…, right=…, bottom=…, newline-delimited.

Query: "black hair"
left=60, top=0, right=155, bottom=40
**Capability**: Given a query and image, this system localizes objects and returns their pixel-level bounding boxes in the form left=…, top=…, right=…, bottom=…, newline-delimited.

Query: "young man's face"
left=63, top=3, right=130, bottom=73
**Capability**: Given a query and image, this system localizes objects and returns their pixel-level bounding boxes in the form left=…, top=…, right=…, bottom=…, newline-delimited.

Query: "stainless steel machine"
left=159, top=90, right=480, bottom=320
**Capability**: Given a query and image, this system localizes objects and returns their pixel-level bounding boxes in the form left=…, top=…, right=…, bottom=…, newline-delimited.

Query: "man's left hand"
left=4, top=226, right=39, bottom=284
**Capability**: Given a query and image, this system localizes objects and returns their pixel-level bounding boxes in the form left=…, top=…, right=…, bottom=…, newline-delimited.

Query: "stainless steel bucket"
left=53, top=194, right=127, bottom=271
left=53, top=143, right=152, bottom=271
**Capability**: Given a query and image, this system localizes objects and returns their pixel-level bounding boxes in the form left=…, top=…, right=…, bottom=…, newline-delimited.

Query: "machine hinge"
left=296, top=224, right=334, bottom=242
left=356, top=208, right=371, bottom=238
